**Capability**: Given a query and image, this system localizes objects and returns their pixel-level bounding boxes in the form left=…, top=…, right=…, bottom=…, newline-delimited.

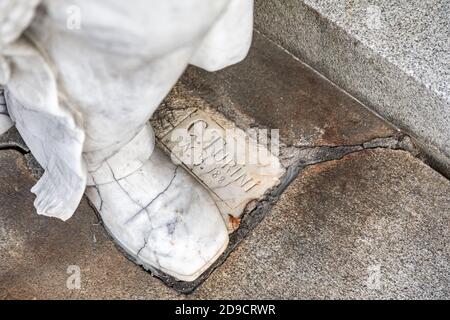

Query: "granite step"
left=255, top=0, right=450, bottom=176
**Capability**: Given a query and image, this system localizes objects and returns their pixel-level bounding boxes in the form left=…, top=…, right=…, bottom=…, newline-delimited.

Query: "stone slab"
left=180, top=32, right=397, bottom=148
left=193, top=149, right=450, bottom=299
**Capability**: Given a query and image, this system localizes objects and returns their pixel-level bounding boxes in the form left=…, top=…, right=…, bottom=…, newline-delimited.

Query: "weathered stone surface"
left=181, top=32, right=396, bottom=148
left=254, top=0, right=450, bottom=173
left=1, top=30, right=445, bottom=298
left=146, top=31, right=405, bottom=292
left=148, top=30, right=418, bottom=293
left=193, top=149, right=450, bottom=299
left=0, top=150, right=180, bottom=299
left=2, top=148, right=448, bottom=299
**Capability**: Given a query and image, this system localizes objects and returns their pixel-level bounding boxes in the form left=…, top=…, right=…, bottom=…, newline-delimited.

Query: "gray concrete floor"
left=0, top=33, right=448, bottom=299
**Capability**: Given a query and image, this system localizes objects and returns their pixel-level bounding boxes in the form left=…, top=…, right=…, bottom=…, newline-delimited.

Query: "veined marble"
left=0, top=0, right=254, bottom=281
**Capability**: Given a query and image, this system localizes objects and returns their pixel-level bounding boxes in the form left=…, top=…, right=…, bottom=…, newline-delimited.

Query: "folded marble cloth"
left=0, top=0, right=41, bottom=48
left=0, top=0, right=41, bottom=84
left=0, top=0, right=86, bottom=221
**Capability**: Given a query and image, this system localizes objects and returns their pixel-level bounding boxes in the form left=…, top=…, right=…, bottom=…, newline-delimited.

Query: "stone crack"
left=282, top=134, right=419, bottom=170
left=124, top=166, right=179, bottom=225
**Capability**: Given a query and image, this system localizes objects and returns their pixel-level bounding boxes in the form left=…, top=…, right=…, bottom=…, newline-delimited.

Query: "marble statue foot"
left=86, top=148, right=229, bottom=282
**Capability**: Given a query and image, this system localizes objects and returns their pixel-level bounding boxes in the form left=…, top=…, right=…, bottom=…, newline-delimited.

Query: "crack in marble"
left=86, top=127, right=146, bottom=169
left=124, top=166, right=179, bottom=226
left=134, top=166, right=180, bottom=268
left=136, top=236, right=149, bottom=258
left=106, top=161, right=145, bottom=210
left=90, top=175, right=103, bottom=212
left=101, top=161, right=180, bottom=269
left=92, top=162, right=147, bottom=187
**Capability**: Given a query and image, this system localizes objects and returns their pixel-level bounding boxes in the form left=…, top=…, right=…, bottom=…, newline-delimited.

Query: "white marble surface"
left=86, top=147, right=229, bottom=282
left=86, top=124, right=155, bottom=186
left=0, top=0, right=40, bottom=49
